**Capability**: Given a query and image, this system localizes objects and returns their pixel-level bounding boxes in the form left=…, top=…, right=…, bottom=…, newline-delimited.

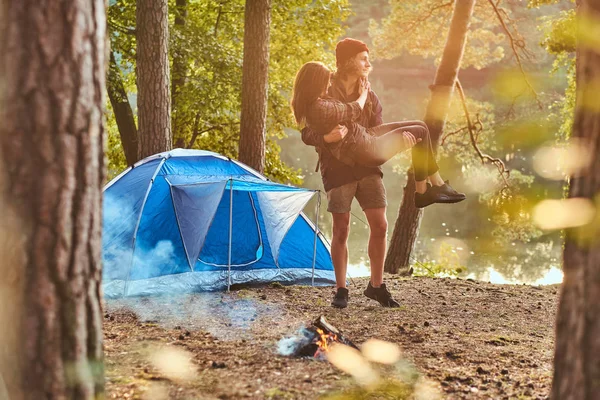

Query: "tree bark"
left=385, top=0, right=476, bottom=274
left=108, top=52, right=138, bottom=165
left=0, top=0, right=106, bottom=399
left=552, top=1, right=600, bottom=398
left=238, top=0, right=271, bottom=173
left=385, top=171, right=421, bottom=275
left=171, top=0, right=189, bottom=146
left=137, top=0, right=172, bottom=160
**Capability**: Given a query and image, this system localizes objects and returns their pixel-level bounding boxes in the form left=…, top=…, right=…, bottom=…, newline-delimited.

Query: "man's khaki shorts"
left=326, top=175, right=387, bottom=213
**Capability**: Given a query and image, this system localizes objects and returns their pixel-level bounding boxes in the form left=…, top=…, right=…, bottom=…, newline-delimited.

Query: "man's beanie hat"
left=335, top=38, right=369, bottom=67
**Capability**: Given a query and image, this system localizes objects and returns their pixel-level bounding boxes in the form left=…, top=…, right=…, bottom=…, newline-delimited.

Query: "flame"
left=313, top=328, right=338, bottom=357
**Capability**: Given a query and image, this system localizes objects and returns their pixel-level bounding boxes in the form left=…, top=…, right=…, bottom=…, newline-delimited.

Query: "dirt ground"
left=103, top=275, right=558, bottom=399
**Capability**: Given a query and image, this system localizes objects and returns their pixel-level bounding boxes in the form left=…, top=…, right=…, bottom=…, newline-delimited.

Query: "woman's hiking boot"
left=363, top=282, right=400, bottom=308
left=437, top=181, right=466, bottom=203
left=414, top=181, right=466, bottom=208
left=331, top=287, right=349, bottom=308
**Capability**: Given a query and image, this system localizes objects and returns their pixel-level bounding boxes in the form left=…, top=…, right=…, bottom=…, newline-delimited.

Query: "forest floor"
left=103, top=275, right=558, bottom=400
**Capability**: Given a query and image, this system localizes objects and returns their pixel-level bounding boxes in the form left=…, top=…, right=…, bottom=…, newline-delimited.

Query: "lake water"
left=341, top=234, right=563, bottom=286
left=280, top=132, right=564, bottom=287
left=345, top=245, right=563, bottom=286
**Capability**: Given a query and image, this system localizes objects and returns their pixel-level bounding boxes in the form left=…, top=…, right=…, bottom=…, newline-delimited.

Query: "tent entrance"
left=172, top=179, right=319, bottom=291
left=198, top=190, right=264, bottom=268
left=171, top=182, right=264, bottom=271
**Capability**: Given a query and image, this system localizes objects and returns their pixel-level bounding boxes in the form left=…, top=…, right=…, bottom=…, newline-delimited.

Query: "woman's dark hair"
left=291, top=62, right=331, bottom=126
left=335, top=57, right=361, bottom=81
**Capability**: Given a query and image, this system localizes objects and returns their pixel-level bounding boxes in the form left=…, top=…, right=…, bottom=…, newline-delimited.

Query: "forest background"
left=107, top=0, right=576, bottom=285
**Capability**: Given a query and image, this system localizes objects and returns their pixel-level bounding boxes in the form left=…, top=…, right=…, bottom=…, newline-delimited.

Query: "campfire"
left=279, top=316, right=357, bottom=359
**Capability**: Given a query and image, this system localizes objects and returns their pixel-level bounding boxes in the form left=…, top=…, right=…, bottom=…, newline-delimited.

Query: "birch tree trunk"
left=137, top=0, right=172, bottom=159
left=552, top=1, right=600, bottom=397
left=0, top=0, right=106, bottom=398
left=385, top=0, right=476, bottom=274
left=238, top=0, right=271, bottom=173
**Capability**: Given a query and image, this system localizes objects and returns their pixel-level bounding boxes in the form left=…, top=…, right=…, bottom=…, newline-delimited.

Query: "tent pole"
left=311, top=191, right=321, bottom=286
left=227, top=179, right=233, bottom=292
left=124, top=157, right=167, bottom=297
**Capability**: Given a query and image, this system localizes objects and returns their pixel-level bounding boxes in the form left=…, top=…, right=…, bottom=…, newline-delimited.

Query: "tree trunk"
left=0, top=0, right=106, bottom=398
left=385, top=0, right=476, bottom=274
left=552, top=1, right=600, bottom=398
left=171, top=0, right=189, bottom=147
left=385, top=171, right=421, bottom=275
left=137, top=0, right=172, bottom=160
left=238, top=0, right=271, bottom=173
left=108, top=52, right=139, bottom=165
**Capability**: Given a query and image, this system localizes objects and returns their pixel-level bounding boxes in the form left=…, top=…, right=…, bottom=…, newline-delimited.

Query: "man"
left=302, top=38, right=408, bottom=308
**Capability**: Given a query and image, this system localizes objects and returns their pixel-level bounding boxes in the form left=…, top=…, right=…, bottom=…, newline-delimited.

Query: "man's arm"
left=369, top=91, right=384, bottom=127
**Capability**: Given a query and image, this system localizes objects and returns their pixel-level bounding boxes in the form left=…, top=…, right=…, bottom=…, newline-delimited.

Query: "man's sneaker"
left=331, top=287, right=349, bottom=308
left=363, top=282, right=400, bottom=308
left=437, top=181, right=466, bottom=203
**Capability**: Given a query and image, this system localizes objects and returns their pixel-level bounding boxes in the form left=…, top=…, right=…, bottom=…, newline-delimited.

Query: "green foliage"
left=321, top=356, right=436, bottom=400
left=106, top=0, right=351, bottom=184
left=440, top=97, right=497, bottom=165
left=369, top=1, right=520, bottom=69
left=439, top=93, right=551, bottom=245
left=482, top=170, right=544, bottom=243
left=552, top=57, right=576, bottom=140
left=321, top=380, right=414, bottom=400
left=105, top=103, right=128, bottom=180
left=413, top=241, right=466, bottom=278
left=369, top=0, right=580, bottom=247
left=265, top=387, right=295, bottom=399
left=538, top=7, right=576, bottom=140
left=528, top=0, right=565, bottom=8
left=540, top=9, right=576, bottom=54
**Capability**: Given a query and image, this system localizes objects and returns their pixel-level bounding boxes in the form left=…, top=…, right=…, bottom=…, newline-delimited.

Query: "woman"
left=291, top=61, right=465, bottom=208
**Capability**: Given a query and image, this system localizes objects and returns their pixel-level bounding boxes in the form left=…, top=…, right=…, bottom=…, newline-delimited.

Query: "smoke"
left=102, top=189, right=284, bottom=341
left=276, top=327, right=315, bottom=356
left=103, top=190, right=184, bottom=283
left=105, top=292, right=280, bottom=341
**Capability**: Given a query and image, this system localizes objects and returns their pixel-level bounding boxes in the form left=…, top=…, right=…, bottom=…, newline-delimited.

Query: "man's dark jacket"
left=301, top=77, right=383, bottom=192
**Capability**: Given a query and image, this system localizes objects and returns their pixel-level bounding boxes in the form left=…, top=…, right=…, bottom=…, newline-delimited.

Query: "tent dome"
left=103, top=149, right=334, bottom=297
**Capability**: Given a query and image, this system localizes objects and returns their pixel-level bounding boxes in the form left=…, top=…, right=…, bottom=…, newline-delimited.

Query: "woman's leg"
left=369, top=120, right=428, bottom=138
left=352, top=122, right=423, bottom=166
left=358, top=122, right=440, bottom=182
left=358, top=121, right=466, bottom=208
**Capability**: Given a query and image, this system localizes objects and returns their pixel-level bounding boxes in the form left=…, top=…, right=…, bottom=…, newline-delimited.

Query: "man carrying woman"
left=297, top=38, right=464, bottom=309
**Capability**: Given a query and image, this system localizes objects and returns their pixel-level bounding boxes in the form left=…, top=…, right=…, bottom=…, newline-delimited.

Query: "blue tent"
left=102, top=149, right=334, bottom=297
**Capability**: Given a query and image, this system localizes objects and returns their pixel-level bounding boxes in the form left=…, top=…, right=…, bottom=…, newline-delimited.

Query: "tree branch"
left=455, top=79, right=511, bottom=191
left=403, top=1, right=455, bottom=34
left=440, top=126, right=468, bottom=145
left=441, top=114, right=484, bottom=146
left=187, top=120, right=241, bottom=149
left=487, top=0, right=542, bottom=109
left=108, top=20, right=136, bottom=35
left=214, top=5, right=223, bottom=36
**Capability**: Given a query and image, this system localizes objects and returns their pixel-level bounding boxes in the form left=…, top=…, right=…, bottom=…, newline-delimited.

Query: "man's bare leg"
left=331, top=212, right=351, bottom=289
left=363, top=207, right=387, bottom=287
